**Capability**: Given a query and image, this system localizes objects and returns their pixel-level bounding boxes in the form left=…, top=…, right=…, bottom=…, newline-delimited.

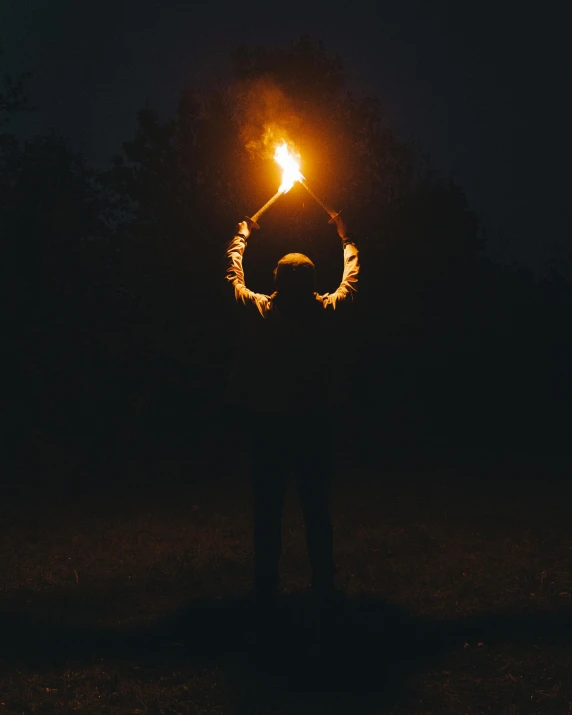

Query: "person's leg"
left=250, top=419, right=290, bottom=602
left=295, top=420, right=336, bottom=595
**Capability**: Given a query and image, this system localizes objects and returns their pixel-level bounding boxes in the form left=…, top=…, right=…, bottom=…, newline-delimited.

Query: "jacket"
left=225, top=233, right=360, bottom=416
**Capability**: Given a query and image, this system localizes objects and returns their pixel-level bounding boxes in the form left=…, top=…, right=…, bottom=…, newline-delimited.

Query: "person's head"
left=273, top=253, right=316, bottom=298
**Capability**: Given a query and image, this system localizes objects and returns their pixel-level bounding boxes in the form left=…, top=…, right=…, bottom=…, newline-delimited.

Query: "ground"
left=1, top=425, right=571, bottom=714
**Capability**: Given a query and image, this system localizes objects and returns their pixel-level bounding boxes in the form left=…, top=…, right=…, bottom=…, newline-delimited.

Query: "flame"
left=274, top=141, right=304, bottom=193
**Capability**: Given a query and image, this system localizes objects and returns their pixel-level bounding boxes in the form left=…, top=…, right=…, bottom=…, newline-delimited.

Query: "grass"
left=1, top=426, right=572, bottom=714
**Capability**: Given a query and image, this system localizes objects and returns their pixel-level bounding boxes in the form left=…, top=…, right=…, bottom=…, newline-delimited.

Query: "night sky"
left=2, top=0, right=570, bottom=276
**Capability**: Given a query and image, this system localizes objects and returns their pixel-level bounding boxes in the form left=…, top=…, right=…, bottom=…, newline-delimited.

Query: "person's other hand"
left=332, top=213, right=350, bottom=240
left=235, top=220, right=251, bottom=240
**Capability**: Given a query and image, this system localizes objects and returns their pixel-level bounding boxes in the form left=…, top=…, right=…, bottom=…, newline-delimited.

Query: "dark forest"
left=1, top=37, right=572, bottom=715
left=2, top=39, right=570, bottom=463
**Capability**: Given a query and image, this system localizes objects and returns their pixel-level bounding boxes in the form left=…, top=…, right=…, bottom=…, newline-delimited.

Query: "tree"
left=107, top=38, right=482, bottom=290
left=0, top=130, right=124, bottom=449
left=3, top=39, right=566, bottom=454
left=101, top=38, right=487, bottom=424
left=0, top=48, right=32, bottom=128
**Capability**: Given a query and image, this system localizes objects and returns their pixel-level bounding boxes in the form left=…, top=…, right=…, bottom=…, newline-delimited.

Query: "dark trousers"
left=250, top=414, right=335, bottom=595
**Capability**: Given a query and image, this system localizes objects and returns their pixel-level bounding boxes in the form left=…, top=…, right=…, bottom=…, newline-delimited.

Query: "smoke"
left=230, top=78, right=301, bottom=159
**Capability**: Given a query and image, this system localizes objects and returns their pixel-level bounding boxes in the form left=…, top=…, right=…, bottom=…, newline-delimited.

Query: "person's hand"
left=236, top=218, right=259, bottom=239
left=331, top=212, right=350, bottom=240
left=235, top=220, right=251, bottom=240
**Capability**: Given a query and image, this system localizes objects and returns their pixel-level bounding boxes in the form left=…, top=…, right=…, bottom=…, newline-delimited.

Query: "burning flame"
left=274, top=141, right=304, bottom=194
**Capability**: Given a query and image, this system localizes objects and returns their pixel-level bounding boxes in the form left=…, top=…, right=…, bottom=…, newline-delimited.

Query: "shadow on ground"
left=1, top=586, right=572, bottom=713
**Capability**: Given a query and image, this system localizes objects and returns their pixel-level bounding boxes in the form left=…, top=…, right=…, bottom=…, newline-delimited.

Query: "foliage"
left=1, top=39, right=570, bottom=453
left=0, top=48, right=32, bottom=126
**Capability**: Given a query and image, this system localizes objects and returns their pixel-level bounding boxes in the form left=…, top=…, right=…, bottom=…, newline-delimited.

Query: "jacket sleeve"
left=225, top=233, right=271, bottom=317
left=321, top=240, right=360, bottom=310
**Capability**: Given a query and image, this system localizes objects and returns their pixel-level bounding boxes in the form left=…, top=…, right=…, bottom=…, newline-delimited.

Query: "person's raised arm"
left=225, top=219, right=271, bottom=316
left=322, top=214, right=360, bottom=310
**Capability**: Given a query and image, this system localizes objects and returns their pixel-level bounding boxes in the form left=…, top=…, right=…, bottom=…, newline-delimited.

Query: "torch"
left=299, top=178, right=342, bottom=224
left=245, top=142, right=304, bottom=229
left=245, top=140, right=342, bottom=227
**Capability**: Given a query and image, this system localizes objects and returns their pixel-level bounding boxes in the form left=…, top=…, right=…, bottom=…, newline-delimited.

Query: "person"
left=225, top=214, right=359, bottom=610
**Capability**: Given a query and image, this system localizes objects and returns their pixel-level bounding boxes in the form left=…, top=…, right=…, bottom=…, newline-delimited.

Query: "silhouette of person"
left=225, top=214, right=359, bottom=608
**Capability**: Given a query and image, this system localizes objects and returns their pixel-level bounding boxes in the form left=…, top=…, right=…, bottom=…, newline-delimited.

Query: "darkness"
left=2, top=2, right=572, bottom=713
left=2, top=0, right=571, bottom=275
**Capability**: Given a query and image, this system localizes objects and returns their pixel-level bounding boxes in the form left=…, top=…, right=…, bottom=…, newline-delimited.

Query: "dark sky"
left=2, top=0, right=570, bottom=276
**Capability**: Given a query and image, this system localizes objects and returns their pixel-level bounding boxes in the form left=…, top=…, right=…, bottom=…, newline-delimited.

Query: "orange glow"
left=274, top=141, right=304, bottom=194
